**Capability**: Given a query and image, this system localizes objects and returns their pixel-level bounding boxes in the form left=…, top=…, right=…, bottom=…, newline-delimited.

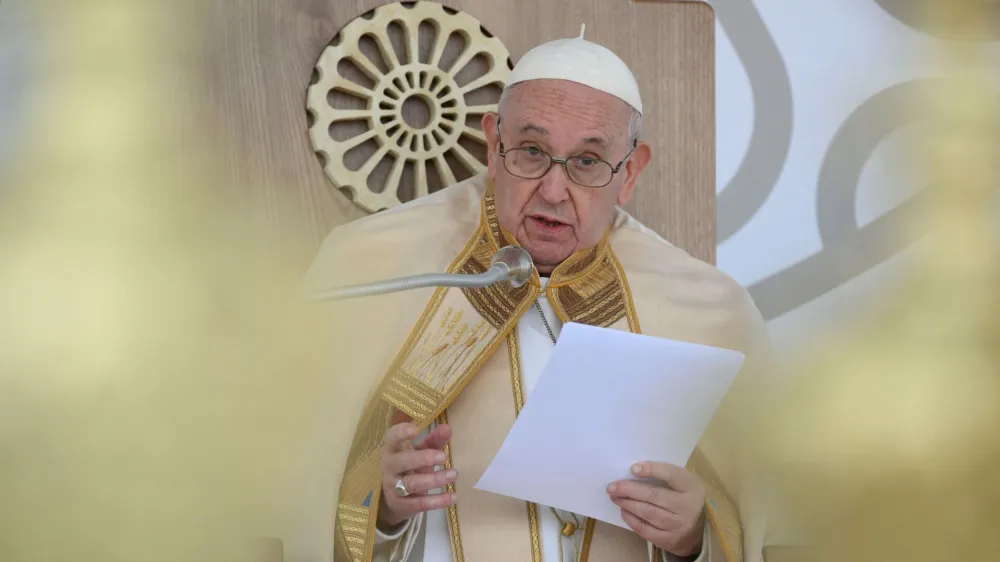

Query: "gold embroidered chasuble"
left=305, top=173, right=770, bottom=562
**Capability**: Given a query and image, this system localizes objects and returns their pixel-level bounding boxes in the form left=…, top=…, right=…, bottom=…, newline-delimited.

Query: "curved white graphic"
left=711, top=0, right=998, bottom=353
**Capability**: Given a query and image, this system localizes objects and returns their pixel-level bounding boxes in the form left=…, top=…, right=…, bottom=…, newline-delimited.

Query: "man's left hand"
left=607, top=462, right=706, bottom=558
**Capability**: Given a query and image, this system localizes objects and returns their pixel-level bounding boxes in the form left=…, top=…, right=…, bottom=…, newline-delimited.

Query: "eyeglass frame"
left=495, top=118, right=638, bottom=188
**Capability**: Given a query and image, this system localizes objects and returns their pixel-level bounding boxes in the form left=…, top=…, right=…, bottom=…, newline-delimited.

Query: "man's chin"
left=523, top=247, right=573, bottom=275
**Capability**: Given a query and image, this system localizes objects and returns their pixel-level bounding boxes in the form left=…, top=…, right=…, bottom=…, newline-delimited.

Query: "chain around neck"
left=534, top=300, right=558, bottom=345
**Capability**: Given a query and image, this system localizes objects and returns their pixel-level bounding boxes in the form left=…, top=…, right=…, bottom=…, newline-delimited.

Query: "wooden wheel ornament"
left=307, top=1, right=512, bottom=213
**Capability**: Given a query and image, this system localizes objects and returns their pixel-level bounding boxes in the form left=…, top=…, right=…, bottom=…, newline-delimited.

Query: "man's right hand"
left=378, top=422, right=459, bottom=529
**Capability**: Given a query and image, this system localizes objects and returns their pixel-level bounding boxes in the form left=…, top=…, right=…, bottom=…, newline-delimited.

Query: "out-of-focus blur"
left=0, top=1, right=344, bottom=560
left=0, top=2, right=31, bottom=184
left=0, top=0, right=996, bottom=561
left=752, top=1, right=1000, bottom=561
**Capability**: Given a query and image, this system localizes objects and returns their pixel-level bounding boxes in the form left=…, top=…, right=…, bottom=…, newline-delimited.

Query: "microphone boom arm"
left=305, top=246, right=534, bottom=301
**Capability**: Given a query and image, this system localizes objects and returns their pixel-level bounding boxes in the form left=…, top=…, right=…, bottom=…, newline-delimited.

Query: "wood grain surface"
left=197, top=0, right=715, bottom=272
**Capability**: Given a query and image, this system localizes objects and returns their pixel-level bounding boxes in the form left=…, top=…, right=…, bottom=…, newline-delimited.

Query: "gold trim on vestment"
left=439, top=409, right=466, bottom=562
left=688, top=448, right=743, bottom=562
left=507, top=331, right=543, bottom=562
left=544, top=229, right=630, bottom=330
left=580, top=518, right=596, bottom=562
left=607, top=250, right=642, bottom=333
left=332, top=212, right=533, bottom=562
left=331, top=179, right=744, bottom=562
left=507, top=332, right=526, bottom=417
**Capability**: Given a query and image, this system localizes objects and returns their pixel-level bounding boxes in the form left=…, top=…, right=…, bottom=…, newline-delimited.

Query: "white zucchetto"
left=505, top=24, right=643, bottom=115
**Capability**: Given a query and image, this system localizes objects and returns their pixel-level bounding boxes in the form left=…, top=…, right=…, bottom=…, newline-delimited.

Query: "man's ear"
left=481, top=112, right=500, bottom=179
left=616, top=141, right=652, bottom=206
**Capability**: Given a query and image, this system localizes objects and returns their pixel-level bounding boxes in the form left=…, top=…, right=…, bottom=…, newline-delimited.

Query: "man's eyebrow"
left=516, top=124, right=610, bottom=150
left=582, top=136, right=610, bottom=150
left=517, top=124, right=548, bottom=135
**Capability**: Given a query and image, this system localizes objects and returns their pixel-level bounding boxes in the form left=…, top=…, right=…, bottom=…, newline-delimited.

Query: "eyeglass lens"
left=504, top=148, right=613, bottom=187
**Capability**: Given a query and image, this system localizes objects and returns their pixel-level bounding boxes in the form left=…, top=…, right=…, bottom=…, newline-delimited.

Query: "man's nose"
left=537, top=164, right=572, bottom=203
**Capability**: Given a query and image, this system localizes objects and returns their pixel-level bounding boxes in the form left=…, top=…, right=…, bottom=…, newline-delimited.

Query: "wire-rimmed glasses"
left=497, top=124, right=636, bottom=188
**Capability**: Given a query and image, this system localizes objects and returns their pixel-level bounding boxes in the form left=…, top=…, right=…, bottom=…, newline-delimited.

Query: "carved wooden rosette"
left=307, top=1, right=512, bottom=213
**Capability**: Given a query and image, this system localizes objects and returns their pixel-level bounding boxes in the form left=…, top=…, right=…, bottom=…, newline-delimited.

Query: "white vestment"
left=374, top=279, right=709, bottom=562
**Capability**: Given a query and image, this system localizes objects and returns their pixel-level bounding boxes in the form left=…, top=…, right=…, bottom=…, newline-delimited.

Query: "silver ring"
left=394, top=478, right=410, bottom=497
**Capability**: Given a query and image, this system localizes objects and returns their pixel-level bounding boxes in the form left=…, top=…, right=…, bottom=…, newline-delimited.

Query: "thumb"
left=632, top=461, right=696, bottom=492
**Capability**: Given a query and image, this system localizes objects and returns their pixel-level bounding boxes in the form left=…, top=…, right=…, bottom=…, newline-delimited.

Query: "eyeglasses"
left=496, top=123, right=636, bottom=188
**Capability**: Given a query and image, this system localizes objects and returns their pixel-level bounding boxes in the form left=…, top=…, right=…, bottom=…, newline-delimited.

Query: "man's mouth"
left=529, top=215, right=568, bottom=230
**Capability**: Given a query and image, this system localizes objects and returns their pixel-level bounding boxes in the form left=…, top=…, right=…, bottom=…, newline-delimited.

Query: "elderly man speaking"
left=302, top=28, right=771, bottom=562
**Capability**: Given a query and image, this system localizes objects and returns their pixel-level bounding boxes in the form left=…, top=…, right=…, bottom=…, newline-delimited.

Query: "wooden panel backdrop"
left=199, top=0, right=715, bottom=274
left=193, top=2, right=714, bottom=559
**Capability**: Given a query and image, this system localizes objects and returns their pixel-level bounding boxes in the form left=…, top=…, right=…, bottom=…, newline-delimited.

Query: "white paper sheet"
left=474, top=322, right=745, bottom=529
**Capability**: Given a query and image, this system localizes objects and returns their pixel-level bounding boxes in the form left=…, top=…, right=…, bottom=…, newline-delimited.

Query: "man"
left=301, top=30, right=772, bottom=562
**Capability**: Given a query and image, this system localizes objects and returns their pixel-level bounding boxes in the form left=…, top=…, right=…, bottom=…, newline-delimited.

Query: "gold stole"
left=333, top=185, right=743, bottom=562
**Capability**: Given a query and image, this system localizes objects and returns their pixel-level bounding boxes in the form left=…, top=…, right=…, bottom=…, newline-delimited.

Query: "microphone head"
left=491, top=246, right=534, bottom=288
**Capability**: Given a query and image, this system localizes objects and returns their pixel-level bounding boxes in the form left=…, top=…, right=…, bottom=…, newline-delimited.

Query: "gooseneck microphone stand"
left=305, top=246, right=534, bottom=301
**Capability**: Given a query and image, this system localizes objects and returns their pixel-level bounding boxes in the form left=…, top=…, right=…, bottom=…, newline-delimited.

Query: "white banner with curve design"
left=711, top=0, right=999, bottom=356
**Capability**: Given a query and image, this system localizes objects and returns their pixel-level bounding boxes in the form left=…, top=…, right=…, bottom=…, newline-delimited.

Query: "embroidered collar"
left=481, top=180, right=614, bottom=291
left=474, top=180, right=628, bottom=328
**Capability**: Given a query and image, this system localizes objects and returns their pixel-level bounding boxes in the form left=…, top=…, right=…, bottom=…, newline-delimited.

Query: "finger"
left=388, top=448, right=447, bottom=476
left=619, top=507, right=672, bottom=546
left=390, top=491, right=458, bottom=518
left=413, top=425, right=453, bottom=474
left=416, top=424, right=452, bottom=451
left=384, top=423, right=419, bottom=453
left=631, top=462, right=698, bottom=493
left=399, top=468, right=459, bottom=495
left=607, top=480, right=681, bottom=513
left=391, top=409, right=413, bottom=427
left=611, top=496, right=675, bottom=531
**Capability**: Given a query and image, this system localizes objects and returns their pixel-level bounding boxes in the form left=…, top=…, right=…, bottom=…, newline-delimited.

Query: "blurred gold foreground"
left=0, top=1, right=997, bottom=561
left=0, top=1, right=351, bottom=560
left=754, top=1, right=1000, bottom=561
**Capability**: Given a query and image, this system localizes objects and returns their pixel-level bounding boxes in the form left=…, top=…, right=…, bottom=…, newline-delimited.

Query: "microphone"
left=305, top=246, right=534, bottom=301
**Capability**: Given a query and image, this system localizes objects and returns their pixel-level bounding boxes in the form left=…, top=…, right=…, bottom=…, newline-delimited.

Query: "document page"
left=474, top=322, right=745, bottom=528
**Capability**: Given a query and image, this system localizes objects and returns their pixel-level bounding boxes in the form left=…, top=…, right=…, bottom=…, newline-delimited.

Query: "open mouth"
left=530, top=215, right=567, bottom=229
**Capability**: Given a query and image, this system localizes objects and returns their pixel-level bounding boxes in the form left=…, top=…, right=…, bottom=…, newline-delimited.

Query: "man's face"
left=482, top=79, right=651, bottom=275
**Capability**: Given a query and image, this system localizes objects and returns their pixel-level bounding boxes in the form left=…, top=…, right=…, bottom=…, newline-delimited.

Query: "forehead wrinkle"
left=513, top=122, right=612, bottom=151
left=505, top=85, right=628, bottom=142
left=517, top=123, right=548, bottom=136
